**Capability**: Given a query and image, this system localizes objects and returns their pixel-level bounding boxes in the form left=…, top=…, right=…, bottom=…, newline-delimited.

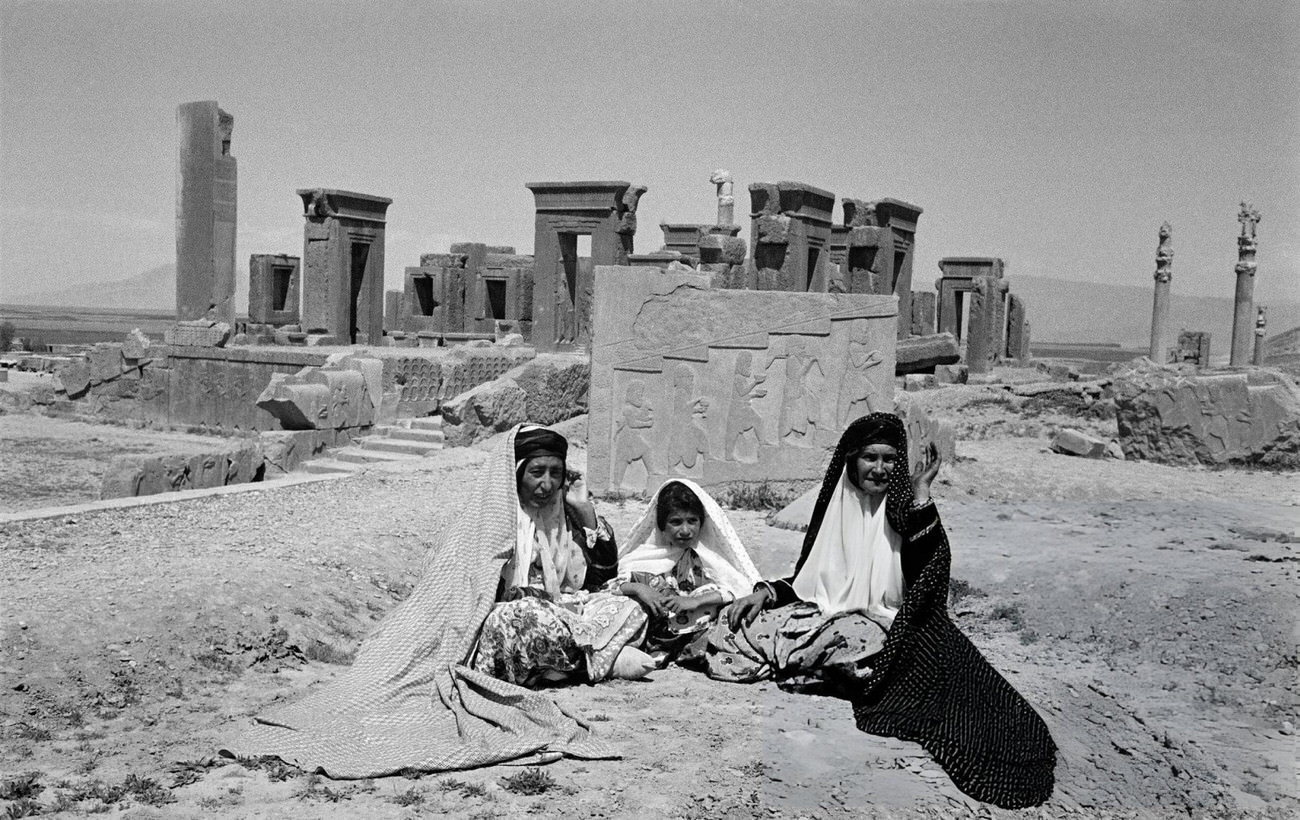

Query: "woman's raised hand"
left=564, top=475, right=598, bottom=529
left=910, top=441, right=942, bottom=505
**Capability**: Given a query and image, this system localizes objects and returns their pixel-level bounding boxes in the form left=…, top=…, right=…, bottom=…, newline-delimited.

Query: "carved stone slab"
left=589, top=267, right=898, bottom=493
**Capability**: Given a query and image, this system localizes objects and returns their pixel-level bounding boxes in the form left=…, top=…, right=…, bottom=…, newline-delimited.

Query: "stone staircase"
left=304, top=416, right=445, bottom=474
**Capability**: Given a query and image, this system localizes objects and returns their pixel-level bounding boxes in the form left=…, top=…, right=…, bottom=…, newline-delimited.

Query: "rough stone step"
left=334, top=448, right=419, bottom=465
left=358, top=438, right=440, bottom=456
left=387, top=428, right=445, bottom=444
left=302, top=459, right=363, bottom=474
left=409, top=416, right=444, bottom=431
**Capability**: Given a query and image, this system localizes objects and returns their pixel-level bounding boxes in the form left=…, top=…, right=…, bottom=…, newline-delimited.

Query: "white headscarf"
left=791, top=466, right=905, bottom=625
left=508, top=427, right=584, bottom=596
left=620, top=479, right=761, bottom=599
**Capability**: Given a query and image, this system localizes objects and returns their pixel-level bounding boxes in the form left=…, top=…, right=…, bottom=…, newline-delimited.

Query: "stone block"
left=440, top=377, right=529, bottom=447
left=165, top=320, right=232, bottom=347
left=910, top=292, right=937, bottom=337
left=56, top=361, right=91, bottom=398
left=934, top=363, right=968, bottom=385
left=87, top=344, right=124, bottom=385
left=903, top=374, right=930, bottom=391
left=1051, top=428, right=1107, bottom=458
left=122, top=329, right=153, bottom=361
left=513, top=354, right=590, bottom=426
left=588, top=266, right=898, bottom=494
left=896, top=332, right=960, bottom=375
left=100, top=457, right=146, bottom=499
left=1113, top=366, right=1300, bottom=468
left=256, top=372, right=332, bottom=430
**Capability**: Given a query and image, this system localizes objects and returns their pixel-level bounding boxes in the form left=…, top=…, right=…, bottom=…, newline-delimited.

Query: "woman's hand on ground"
left=911, top=441, right=942, bottom=504
left=727, top=589, right=771, bottom=632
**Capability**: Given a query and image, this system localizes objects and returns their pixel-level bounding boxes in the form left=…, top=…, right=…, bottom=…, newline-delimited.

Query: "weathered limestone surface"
left=910, top=291, right=936, bottom=337
left=100, top=443, right=263, bottom=499
left=1051, top=428, right=1108, bottom=458
left=588, top=266, right=898, bottom=494
left=176, top=101, right=237, bottom=325
left=440, top=354, right=589, bottom=447
left=165, top=319, right=232, bottom=347
left=896, top=332, right=960, bottom=375
left=1113, top=365, right=1300, bottom=468
left=249, top=254, right=301, bottom=326
left=256, top=354, right=383, bottom=430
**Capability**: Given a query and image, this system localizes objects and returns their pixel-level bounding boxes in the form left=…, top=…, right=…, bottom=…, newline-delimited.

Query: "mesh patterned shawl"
left=224, top=426, right=616, bottom=778
left=806, top=413, right=1057, bottom=809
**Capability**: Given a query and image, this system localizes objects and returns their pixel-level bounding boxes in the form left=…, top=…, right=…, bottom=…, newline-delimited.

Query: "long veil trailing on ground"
left=222, top=427, right=615, bottom=778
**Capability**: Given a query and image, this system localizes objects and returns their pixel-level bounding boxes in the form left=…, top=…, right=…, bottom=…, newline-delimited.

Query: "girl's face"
left=663, top=507, right=702, bottom=550
left=518, top=456, right=565, bottom=510
left=848, top=443, right=899, bottom=498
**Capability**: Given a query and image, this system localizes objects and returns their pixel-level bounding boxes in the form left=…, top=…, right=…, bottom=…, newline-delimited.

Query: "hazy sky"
left=2, top=0, right=1296, bottom=309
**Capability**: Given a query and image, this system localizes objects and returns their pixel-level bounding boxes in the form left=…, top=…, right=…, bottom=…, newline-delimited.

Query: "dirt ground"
left=1, top=380, right=1296, bottom=819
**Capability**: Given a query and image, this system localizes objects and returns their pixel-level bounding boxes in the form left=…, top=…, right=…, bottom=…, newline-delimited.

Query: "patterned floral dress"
left=473, top=510, right=647, bottom=686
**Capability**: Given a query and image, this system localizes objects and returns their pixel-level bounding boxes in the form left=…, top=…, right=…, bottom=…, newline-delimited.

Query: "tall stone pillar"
left=176, top=101, right=237, bottom=324
left=711, top=169, right=734, bottom=225
left=1253, top=306, right=1268, bottom=366
left=1229, top=203, right=1261, bottom=366
left=1148, top=222, right=1173, bottom=362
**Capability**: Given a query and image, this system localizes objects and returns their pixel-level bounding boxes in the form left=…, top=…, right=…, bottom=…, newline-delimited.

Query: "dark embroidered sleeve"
left=760, top=577, right=802, bottom=608
left=570, top=506, right=618, bottom=591
left=902, top=501, right=944, bottom=588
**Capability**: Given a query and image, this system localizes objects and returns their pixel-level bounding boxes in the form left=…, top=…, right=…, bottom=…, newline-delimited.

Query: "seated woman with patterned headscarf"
left=613, top=479, right=761, bottom=665
left=705, top=412, right=1058, bottom=810
left=471, top=425, right=656, bottom=686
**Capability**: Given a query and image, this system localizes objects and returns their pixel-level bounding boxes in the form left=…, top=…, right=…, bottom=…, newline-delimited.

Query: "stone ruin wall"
left=587, top=266, right=899, bottom=494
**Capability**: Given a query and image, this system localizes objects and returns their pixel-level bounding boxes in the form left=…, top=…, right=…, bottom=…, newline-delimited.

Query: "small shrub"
left=122, top=774, right=175, bottom=807
left=723, top=481, right=790, bottom=511
left=14, top=724, right=51, bottom=741
left=948, top=578, right=986, bottom=606
left=389, top=787, right=425, bottom=807
left=500, top=768, right=555, bottom=796
left=303, top=640, right=356, bottom=666
left=435, top=777, right=467, bottom=792
left=991, top=604, right=1025, bottom=630
left=587, top=713, right=611, bottom=722
left=460, top=782, right=488, bottom=798
left=3, top=799, right=41, bottom=819
left=0, top=773, right=44, bottom=800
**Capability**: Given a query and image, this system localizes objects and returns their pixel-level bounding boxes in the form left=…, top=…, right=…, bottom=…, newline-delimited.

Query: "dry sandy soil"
left=1, top=381, right=1297, bottom=819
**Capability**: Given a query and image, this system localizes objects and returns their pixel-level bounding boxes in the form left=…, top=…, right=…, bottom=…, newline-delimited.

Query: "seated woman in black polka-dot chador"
left=704, top=412, right=1057, bottom=809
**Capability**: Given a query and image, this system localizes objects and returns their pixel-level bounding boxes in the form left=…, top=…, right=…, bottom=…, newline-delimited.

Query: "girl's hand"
left=911, top=442, right=942, bottom=504
left=622, top=583, right=667, bottom=618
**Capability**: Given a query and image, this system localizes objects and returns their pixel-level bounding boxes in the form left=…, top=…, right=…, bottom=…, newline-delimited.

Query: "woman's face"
left=662, top=507, right=702, bottom=550
left=518, top=455, right=565, bottom=509
left=848, top=443, right=899, bottom=498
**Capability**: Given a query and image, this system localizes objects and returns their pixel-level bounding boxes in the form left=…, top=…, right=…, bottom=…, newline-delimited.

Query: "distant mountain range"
left=9, top=263, right=177, bottom=311
left=1007, top=274, right=1299, bottom=349
left=5, top=265, right=1296, bottom=350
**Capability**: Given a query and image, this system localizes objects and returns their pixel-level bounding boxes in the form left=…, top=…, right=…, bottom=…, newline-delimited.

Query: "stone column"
left=1148, top=222, right=1173, bottom=362
left=1253, top=306, right=1267, bottom=365
left=711, top=169, right=734, bottom=225
left=176, top=101, right=237, bottom=324
left=1229, top=203, right=1261, bottom=366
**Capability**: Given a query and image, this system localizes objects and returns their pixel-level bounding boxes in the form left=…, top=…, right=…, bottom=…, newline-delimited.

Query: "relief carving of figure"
left=778, top=336, right=825, bottom=448
left=725, top=352, right=768, bottom=464
left=613, top=380, right=660, bottom=489
left=838, top=322, right=884, bottom=426
left=665, top=365, right=710, bottom=473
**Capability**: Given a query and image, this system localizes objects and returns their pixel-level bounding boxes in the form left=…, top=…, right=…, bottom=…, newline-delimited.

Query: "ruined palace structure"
left=827, top=197, right=923, bottom=341
left=248, top=254, right=301, bottom=328
left=588, top=266, right=898, bottom=494
left=525, top=181, right=646, bottom=352
left=397, top=243, right=534, bottom=343
left=935, top=257, right=1030, bottom=374
left=176, top=101, right=237, bottom=324
left=297, top=188, right=392, bottom=345
left=1229, top=203, right=1262, bottom=367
